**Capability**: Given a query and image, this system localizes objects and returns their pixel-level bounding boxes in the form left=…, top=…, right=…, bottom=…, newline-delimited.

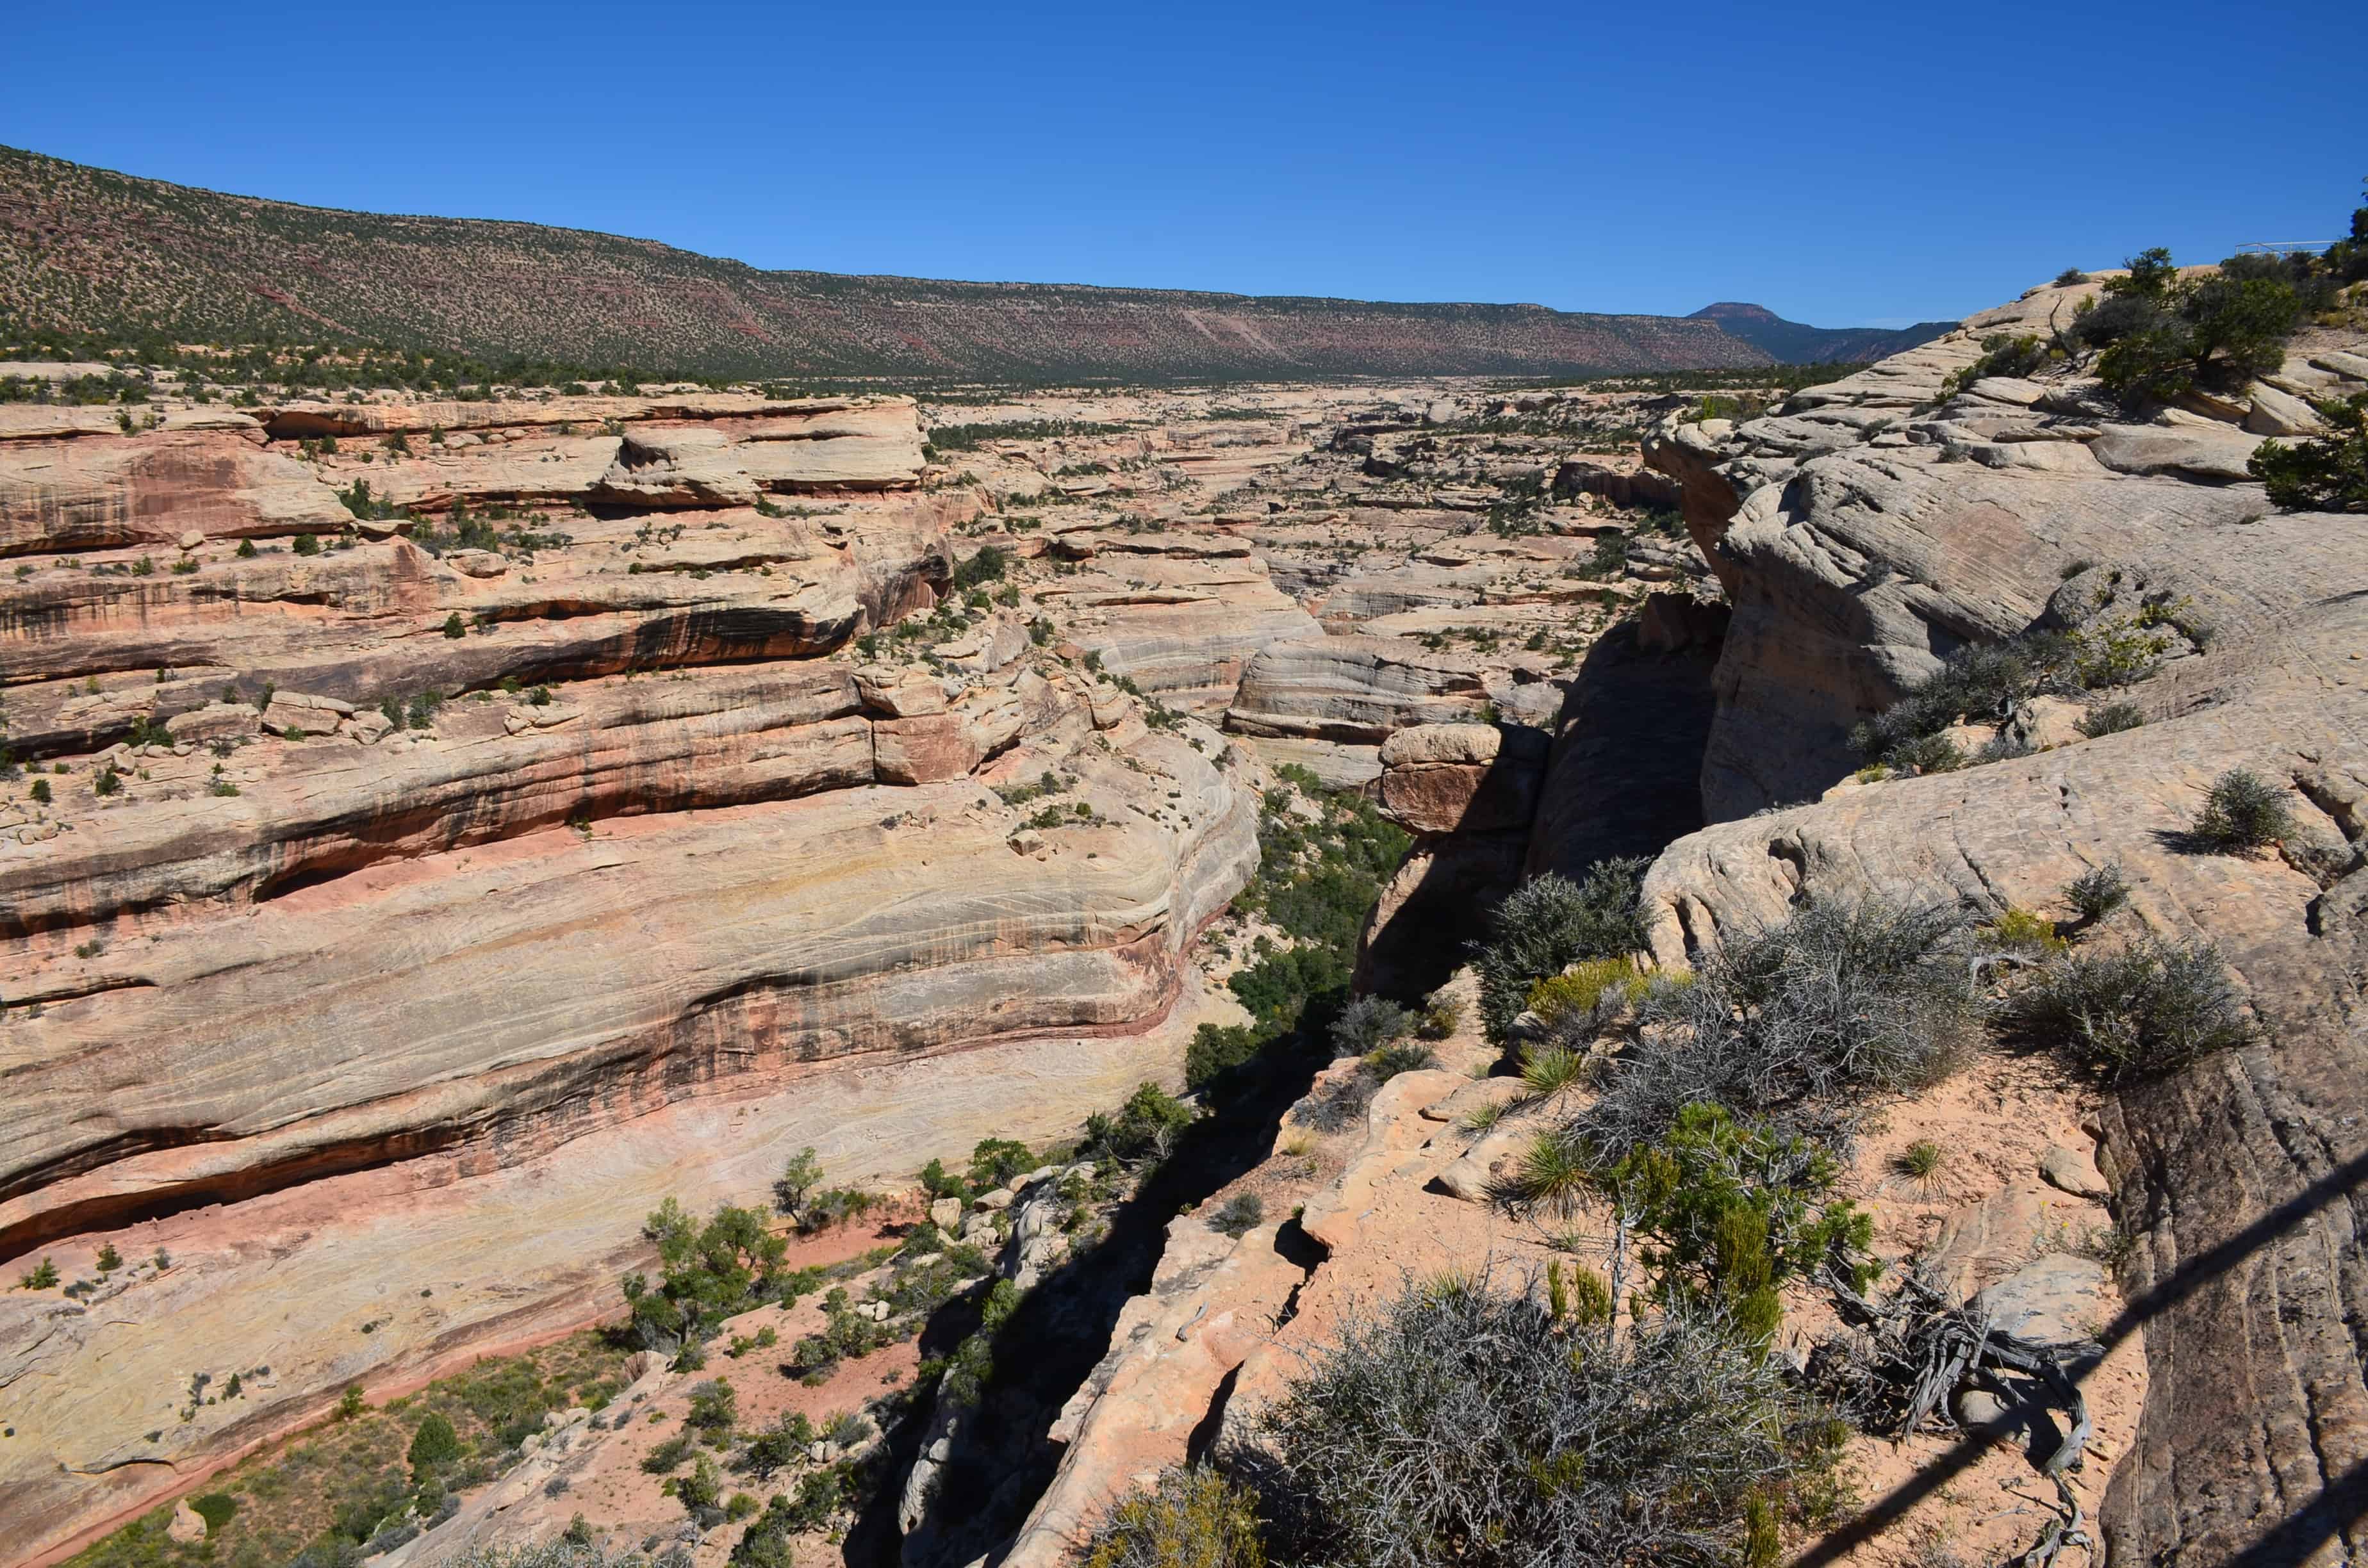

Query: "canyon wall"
left=0, top=392, right=1265, bottom=1564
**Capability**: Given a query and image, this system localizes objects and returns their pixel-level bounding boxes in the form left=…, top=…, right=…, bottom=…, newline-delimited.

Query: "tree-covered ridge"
left=0, top=145, right=1777, bottom=385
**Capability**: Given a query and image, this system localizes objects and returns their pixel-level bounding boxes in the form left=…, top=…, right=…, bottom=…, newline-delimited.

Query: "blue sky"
left=6, top=1, right=2360, bottom=327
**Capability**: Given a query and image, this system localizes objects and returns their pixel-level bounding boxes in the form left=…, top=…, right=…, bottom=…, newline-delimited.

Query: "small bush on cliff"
left=2250, top=391, right=2368, bottom=512
left=1228, top=1270, right=1823, bottom=1568
left=1849, top=633, right=2072, bottom=765
left=1210, top=1192, right=1267, bottom=1238
left=2064, top=865, right=2131, bottom=926
left=17, top=1257, right=58, bottom=1289
left=1471, top=859, right=1650, bottom=1042
left=1083, top=1466, right=1268, bottom=1568
left=951, top=544, right=1008, bottom=589
left=1328, top=995, right=1410, bottom=1056
left=2012, top=940, right=2253, bottom=1081
left=1082, top=1082, right=1196, bottom=1167
left=1590, top=1102, right=1875, bottom=1303
left=1572, top=899, right=1977, bottom=1162
left=1188, top=1022, right=1266, bottom=1090
left=2078, top=701, right=2147, bottom=739
left=2187, top=767, right=2296, bottom=852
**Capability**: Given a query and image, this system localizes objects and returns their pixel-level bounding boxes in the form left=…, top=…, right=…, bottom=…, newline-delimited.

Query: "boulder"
left=2039, top=1143, right=2110, bottom=1201
left=167, top=1501, right=206, bottom=1545
left=1968, top=1254, right=2110, bottom=1347
left=874, top=713, right=977, bottom=785
left=2088, top=424, right=2263, bottom=482
left=856, top=666, right=948, bottom=718
left=2246, top=383, right=2330, bottom=437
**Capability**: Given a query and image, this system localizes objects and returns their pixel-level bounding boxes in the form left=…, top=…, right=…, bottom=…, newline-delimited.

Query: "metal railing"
left=2233, top=241, right=2336, bottom=255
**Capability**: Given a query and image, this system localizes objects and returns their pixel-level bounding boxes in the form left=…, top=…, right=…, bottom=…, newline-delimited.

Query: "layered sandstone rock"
left=1225, top=635, right=1488, bottom=743
left=0, top=393, right=1253, bottom=1565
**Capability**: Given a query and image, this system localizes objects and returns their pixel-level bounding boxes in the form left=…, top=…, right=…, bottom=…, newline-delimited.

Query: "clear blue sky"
left=6, top=1, right=2360, bottom=327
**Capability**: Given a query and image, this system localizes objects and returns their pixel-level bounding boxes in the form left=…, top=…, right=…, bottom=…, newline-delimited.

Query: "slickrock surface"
left=1638, top=295, right=2368, bottom=1565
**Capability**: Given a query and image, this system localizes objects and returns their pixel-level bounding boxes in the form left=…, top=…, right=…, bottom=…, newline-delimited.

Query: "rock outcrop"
left=1634, top=290, right=2368, bottom=1566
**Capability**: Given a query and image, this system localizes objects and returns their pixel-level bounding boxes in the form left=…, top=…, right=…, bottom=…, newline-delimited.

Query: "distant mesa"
left=1688, top=300, right=1956, bottom=365
left=1, top=143, right=1936, bottom=383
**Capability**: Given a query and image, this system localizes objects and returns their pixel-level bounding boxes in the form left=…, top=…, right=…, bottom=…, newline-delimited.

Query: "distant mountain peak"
left=1688, top=302, right=1783, bottom=324
left=1686, top=300, right=1956, bottom=366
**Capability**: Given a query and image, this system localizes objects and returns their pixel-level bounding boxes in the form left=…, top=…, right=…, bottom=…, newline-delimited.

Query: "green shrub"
left=1524, top=955, right=1643, bottom=1027
left=1985, top=905, right=2067, bottom=955
left=771, top=1147, right=823, bottom=1218
left=1083, top=1082, right=1196, bottom=1166
left=407, top=1411, right=461, bottom=1477
left=18, top=1257, right=58, bottom=1289
left=2083, top=247, right=2306, bottom=404
left=1187, top=1022, right=1269, bottom=1090
left=2189, top=767, right=2296, bottom=851
left=1236, top=1271, right=1811, bottom=1568
left=684, top=1378, right=738, bottom=1442
left=2013, top=940, right=2253, bottom=1081
left=1201, top=1187, right=1270, bottom=1242
left=29, top=778, right=51, bottom=806
left=739, top=1411, right=816, bottom=1481
left=2064, top=865, right=2130, bottom=925
left=2250, top=392, right=2368, bottom=512
left=1363, top=1041, right=1437, bottom=1080
left=443, top=611, right=466, bottom=638
left=621, top=1198, right=790, bottom=1353
left=1471, top=859, right=1649, bottom=1041
left=918, top=1157, right=967, bottom=1201
left=188, top=1492, right=237, bottom=1533
left=1593, top=1102, right=1874, bottom=1300
left=951, top=544, right=1009, bottom=589
left=1940, top=332, right=2053, bottom=398
left=2078, top=701, right=2146, bottom=738
left=1083, top=1466, right=1267, bottom=1568
left=293, top=532, right=321, bottom=556
left=2053, top=267, right=2089, bottom=287
left=967, top=1136, right=1035, bottom=1191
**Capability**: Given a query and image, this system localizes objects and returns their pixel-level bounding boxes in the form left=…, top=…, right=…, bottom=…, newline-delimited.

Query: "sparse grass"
left=1515, top=1042, right=1587, bottom=1102
left=1891, top=1139, right=1945, bottom=1186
